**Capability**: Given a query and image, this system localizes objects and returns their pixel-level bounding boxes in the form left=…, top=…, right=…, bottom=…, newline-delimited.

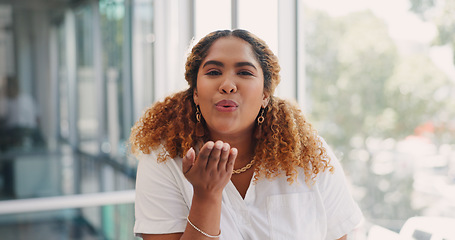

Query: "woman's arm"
left=337, top=235, right=347, bottom=240
left=141, top=141, right=237, bottom=240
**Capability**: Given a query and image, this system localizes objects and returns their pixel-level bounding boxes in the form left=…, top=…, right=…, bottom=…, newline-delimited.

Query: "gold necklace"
left=232, top=159, right=255, bottom=174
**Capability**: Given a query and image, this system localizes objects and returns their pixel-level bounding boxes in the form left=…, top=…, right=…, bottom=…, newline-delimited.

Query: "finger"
left=207, top=141, right=223, bottom=170
left=182, top=148, right=195, bottom=175
left=195, top=141, right=214, bottom=168
left=218, top=143, right=230, bottom=171
left=226, top=148, right=238, bottom=174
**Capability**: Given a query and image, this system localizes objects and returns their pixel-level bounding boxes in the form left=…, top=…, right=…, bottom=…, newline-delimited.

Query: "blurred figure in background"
left=0, top=75, right=41, bottom=199
left=0, top=75, right=40, bottom=149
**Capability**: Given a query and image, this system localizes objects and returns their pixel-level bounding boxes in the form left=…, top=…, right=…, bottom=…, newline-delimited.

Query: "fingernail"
left=186, top=148, right=194, bottom=158
left=207, top=141, right=214, bottom=150
left=232, top=148, right=238, bottom=155
left=222, top=143, right=229, bottom=151
left=215, top=141, right=223, bottom=150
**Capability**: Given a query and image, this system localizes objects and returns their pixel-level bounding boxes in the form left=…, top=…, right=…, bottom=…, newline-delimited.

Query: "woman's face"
left=194, top=36, right=269, bottom=138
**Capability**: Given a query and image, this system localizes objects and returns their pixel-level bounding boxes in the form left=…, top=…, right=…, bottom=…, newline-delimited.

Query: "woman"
left=130, top=29, right=362, bottom=240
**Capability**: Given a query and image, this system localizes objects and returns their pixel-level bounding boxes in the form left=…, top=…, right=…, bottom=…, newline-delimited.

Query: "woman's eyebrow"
left=235, top=62, right=257, bottom=70
left=202, top=60, right=224, bottom=68
left=202, top=60, right=257, bottom=70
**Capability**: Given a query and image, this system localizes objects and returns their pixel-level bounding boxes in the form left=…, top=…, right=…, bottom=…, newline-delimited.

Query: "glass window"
left=75, top=5, right=98, bottom=152
left=303, top=0, right=455, bottom=235
left=238, top=0, right=278, bottom=54
left=132, top=0, right=154, bottom=122
left=99, top=0, right=129, bottom=158
left=57, top=23, right=69, bottom=140
left=194, top=0, right=231, bottom=41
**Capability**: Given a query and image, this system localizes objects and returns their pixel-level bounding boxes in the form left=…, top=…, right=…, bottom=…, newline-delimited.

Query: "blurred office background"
left=0, top=0, right=454, bottom=239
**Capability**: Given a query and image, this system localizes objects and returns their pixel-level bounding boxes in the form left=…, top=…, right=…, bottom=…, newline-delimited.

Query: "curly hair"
left=129, top=29, right=333, bottom=184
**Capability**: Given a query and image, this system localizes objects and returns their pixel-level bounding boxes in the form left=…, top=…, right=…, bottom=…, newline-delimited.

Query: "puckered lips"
left=215, top=99, right=239, bottom=112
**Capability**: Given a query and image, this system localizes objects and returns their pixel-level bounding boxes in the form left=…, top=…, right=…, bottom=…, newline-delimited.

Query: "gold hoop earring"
left=195, top=106, right=204, bottom=137
left=254, top=108, right=265, bottom=139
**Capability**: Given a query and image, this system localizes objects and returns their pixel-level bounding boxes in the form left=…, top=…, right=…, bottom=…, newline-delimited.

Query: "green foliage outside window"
left=304, top=5, right=455, bottom=230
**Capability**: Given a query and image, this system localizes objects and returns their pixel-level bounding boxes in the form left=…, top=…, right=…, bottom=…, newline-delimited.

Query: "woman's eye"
left=238, top=71, right=253, bottom=76
left=206, top=70, right=221, bottom=76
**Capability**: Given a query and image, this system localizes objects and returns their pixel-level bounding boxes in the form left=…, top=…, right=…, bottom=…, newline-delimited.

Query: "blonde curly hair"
left=129, top=29, right=332, bottom=184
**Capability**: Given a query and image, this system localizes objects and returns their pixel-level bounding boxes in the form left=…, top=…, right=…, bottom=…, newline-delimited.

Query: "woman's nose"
left=219, top=76, right=237, bottom=94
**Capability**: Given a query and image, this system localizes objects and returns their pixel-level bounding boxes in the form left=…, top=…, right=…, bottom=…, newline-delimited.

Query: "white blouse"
left=134, top=140, right=363, bottom=240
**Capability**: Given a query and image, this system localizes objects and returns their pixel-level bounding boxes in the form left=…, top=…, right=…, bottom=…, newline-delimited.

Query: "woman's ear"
left=193, top=89, right=199, bottom=105
left=262, top=93, right=270, bottom=108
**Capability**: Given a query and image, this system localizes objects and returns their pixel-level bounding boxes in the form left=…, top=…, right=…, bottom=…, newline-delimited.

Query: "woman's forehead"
left=203, top=37, right=258, bottom=65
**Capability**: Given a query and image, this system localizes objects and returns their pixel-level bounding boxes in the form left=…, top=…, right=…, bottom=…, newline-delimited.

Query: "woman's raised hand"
left=182, top=141, right=237, bottom=196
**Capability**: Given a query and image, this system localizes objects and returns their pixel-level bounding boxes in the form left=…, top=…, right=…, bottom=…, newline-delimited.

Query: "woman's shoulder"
left=136, top=144, right=183, bottom=171
left=136, top=144, right=174, bottom=160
